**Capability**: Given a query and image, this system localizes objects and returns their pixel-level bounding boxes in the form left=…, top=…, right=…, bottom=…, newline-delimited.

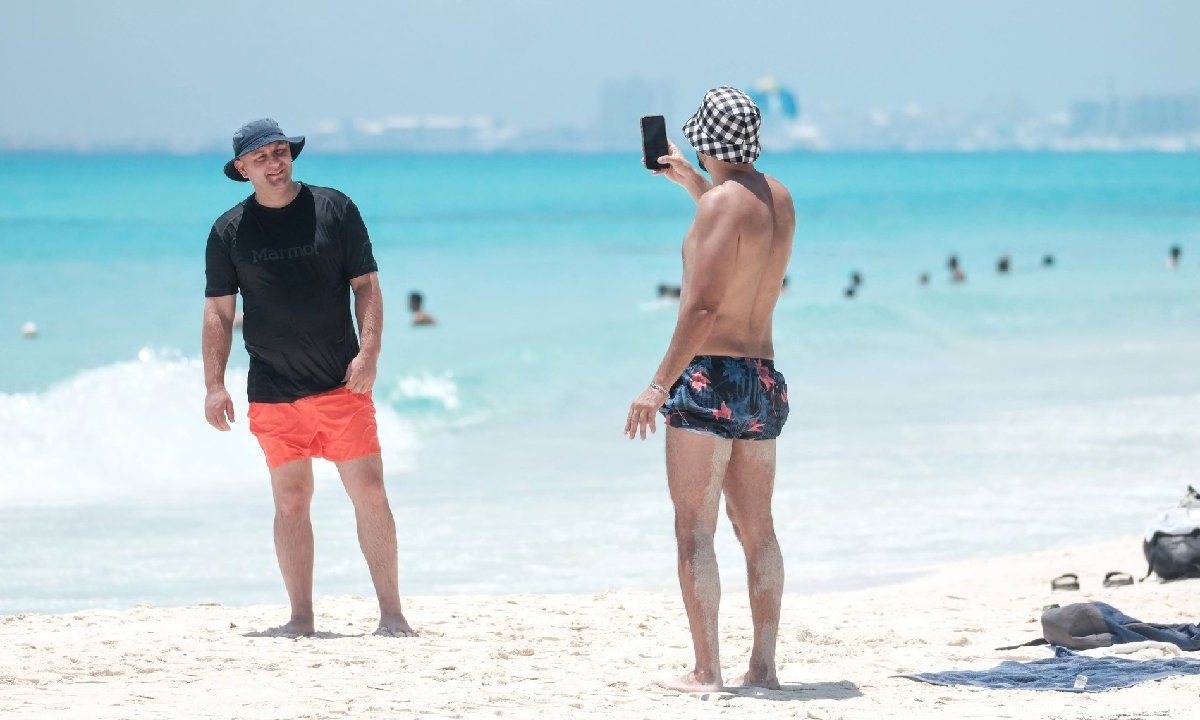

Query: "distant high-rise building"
left=1066, top=89, right=1200, bottom=144
left=1123, top=93, right=1200, bottom=135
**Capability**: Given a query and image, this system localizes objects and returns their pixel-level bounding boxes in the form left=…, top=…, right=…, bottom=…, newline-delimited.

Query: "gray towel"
left=901, top=647, right=1200, bottom=692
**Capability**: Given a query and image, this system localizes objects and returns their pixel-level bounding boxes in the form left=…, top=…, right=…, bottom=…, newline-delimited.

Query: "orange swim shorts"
left=247, top=386, right=382, bottom=469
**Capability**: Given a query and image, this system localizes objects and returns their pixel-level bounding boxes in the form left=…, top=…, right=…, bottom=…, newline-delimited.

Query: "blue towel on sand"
left=903, top=647, right=1200, bottom=692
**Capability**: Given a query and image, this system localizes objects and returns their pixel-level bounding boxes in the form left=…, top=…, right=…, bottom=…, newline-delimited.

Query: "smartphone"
left=640, top=115, right=669, bottom=170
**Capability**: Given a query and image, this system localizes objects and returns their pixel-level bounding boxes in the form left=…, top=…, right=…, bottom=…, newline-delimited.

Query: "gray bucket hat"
left=683, top=87, right=762, bottom=164
left=223, top=118, right=305, bottom=181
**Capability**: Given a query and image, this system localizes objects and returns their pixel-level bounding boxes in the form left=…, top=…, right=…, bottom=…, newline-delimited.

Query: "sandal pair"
left=1050, top=571, right=1134, bottom=591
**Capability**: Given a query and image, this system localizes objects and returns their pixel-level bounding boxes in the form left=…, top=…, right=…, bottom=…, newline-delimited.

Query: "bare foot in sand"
left=254, top=617, right=314, bottom=638
left=655, top=671, right=724, bottom=693
left=731, top=671, right=780, bottom=690
left=374, top=612, right=417, bottom=637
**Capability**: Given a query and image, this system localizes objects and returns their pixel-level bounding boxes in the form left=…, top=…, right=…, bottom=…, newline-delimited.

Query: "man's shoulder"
left=701, top=175, right=794, bottom=216
left=305, top=184, right=354, bottom=210
left=211, top=197, right=252, bottom=236
left=696, top=180, right=755, bottom=216
left=764, top=174, right=794, bottom=204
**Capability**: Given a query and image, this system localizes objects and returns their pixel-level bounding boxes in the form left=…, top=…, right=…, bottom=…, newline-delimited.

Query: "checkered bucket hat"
left=683, top=86, right=762, bottom=164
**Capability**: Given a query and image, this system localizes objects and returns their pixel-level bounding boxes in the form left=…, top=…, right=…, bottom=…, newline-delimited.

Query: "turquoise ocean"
left=1, top=152, right=1199, bottom=613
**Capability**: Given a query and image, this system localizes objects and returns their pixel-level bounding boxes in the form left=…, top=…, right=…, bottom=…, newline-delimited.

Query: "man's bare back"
left=682, top=173, right=794, bottom=360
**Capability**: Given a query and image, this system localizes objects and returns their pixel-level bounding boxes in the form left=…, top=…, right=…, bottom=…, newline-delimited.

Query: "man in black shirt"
left=202, top=119, right=415, bottom=637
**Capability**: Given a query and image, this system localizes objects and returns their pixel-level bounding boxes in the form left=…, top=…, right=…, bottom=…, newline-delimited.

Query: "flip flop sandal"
left=1051, top=573, right=1080, bottom=591
left=1103, top=571, right=1134, bottom=587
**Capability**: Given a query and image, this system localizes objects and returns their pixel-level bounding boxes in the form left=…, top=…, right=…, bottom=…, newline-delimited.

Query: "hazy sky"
left=1, top=0, right=1197, bottom=146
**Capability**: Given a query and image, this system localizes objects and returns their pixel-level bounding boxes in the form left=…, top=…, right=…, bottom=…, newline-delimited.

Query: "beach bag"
left=1040, top=602, right=1113, bottom=650
left=1142, top=486, right=1200, bottom=581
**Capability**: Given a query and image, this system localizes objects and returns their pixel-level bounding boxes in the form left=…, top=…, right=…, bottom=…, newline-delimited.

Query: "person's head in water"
left=1042, top=253, right=1055, bottom=267
left=844, top=272, right=862, bottom=298
left=997, top=255, right=1011, bottom=274
left=947, top=255, right=965, bottom=282
left=919, top=272, right=930, bottom=285
left=408, top=291, right=436, bottom=326
left=683, top=87, right=762, bottom=177
left=1169, top=245, right=1182, bottom=268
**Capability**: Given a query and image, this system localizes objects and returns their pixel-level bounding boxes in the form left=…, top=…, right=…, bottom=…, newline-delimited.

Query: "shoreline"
left=3, top=536, right=1197, bottom=719
left=0, top=533, right=1127, bottom=617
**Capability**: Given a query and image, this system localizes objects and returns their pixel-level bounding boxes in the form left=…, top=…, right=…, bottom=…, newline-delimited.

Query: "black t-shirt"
left=205, top=184, right=379, bottom=403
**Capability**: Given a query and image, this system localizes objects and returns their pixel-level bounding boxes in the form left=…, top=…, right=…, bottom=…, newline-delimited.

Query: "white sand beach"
left=1, top=537, right=1195, bottom=720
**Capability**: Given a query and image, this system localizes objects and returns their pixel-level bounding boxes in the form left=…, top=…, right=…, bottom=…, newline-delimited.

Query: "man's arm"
left=625, top=192, right=741, bottom=439
left=202, top=295, right=237, bottom=431
left=345, top=271, right=383, bottom=393
left=653, top=141, right=712, bottom=203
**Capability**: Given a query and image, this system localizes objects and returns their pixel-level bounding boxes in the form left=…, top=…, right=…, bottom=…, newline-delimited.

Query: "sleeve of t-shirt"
left=204, top=224, right=239, bottom=297
left=342, top=200, right=379, bottom=280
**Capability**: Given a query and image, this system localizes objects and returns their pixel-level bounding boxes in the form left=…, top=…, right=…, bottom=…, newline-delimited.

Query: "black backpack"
left=1142, top=486, right=1200, bottom=582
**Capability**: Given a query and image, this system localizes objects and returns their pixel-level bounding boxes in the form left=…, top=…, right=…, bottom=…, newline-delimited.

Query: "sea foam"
left=0, top=349, right=418, bottom=507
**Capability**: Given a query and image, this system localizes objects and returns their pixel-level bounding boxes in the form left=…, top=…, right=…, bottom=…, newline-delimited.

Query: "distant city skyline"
left=1, top=0, right=1198, bottom=150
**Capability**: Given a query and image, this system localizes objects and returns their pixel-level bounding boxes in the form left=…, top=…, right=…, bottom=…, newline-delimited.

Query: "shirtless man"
left=624, top=87, right=795, bottom=692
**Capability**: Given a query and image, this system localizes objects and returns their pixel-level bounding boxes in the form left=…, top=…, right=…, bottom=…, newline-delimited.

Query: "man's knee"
left=674, top=524, right=716, bottom=558
left=725, top=503, right=776, bottom=548
left=347, top=475, right=390, bottom=508
left=274, top=486, right=312, bottom=518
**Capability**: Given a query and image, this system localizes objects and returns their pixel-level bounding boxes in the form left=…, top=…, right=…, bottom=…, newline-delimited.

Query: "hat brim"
left=682, top=112, right=705, bottom=152
left=223, top=136, right=305, bottom=182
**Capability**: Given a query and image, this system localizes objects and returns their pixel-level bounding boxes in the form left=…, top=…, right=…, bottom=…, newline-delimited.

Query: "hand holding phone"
left=640, top=115, right=669, bottom=170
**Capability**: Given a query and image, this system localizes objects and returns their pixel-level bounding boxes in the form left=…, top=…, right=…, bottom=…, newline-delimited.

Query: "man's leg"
left=722, top=439, right=783, bottom=689
left=269, top=458, right=316, bottom=637
left=657, top=426, right=733, bottom=692
left=335, top=454, right=416, bottom=637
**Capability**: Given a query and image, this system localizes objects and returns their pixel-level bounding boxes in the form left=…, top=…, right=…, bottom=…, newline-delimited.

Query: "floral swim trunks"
left=659, top=356, right=789, bottom=440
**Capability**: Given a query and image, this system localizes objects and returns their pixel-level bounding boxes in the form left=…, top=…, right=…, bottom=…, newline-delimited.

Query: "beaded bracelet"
left=649, top=382, right=668, bottom=396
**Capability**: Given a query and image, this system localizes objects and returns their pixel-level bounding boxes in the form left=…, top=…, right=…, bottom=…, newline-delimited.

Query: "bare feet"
left=374, top=612, right=418, bottom=637
left=731, top=671, right=780, bottom=690
left=655, top=670, right=724, bottom=693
